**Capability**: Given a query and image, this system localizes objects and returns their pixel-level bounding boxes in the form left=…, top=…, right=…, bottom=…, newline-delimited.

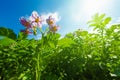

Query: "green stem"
left=101, top=27, right=106, bottom=63
left=36, top=33, right=44, bottom=80
left=35, top=33, right=45, bottom=80
left=36, top=52, right=40, bottom=80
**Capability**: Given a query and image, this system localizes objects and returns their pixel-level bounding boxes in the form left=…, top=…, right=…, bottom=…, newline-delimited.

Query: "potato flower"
left=46, top=16, right=59, bottom=32
left=19, top=17, right=31, bottom=28
left=29, top=11, right=43, bottom=28
left=46, top=16, right=55, bottom=26
left=49, top=25, right=60, bottom=32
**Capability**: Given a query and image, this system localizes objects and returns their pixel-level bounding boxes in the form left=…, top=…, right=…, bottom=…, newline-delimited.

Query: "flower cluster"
left=46, top=16, right=59, bottom=32
left=20, top=11, right=60, bottom=35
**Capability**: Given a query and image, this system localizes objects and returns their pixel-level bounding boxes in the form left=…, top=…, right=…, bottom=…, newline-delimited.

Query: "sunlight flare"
left=82, top=0, right=112, bottom=18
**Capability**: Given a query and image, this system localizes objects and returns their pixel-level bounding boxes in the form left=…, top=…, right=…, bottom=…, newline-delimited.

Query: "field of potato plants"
left=0, top=12, right=120, bottom=80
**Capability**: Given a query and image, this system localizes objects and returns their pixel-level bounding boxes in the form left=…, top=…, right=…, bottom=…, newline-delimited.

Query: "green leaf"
left=87, top=20, right=94, bottom=24
left=54, top=33, right=61, bottom=39
left=58, top=38, right=75, bottom=48
left=18, top=50, right=27, bottom=53
left=0, top=27, right=17, bottom=40
left=99, top=13, right=105, bottom=20
left=93, top=13, right=99, bottom=19
left=89, top=23, right=98, bottom=27
left=18, top=39, right=29, bottom=47
left=103, top=17, right=111, bottom=25
left=81, top=31, right=88, bottom=36
left=17, top=32, right=28, bottom=40
left=0, top=37, right=16, bottom=46
left=48, top=41, right=55, bottom=48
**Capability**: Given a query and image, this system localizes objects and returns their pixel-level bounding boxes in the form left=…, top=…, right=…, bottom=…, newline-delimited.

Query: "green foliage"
left=0, top=27, right=17, bottom=40
left=0, top=14, right=120, bottom=80
left=58, top=38, right=75, bottom=48
left=17, top=32, right=28, bottom=40
left=88, top=13, right=111, bottom=31
left=0, top=37, right=16, bottom=46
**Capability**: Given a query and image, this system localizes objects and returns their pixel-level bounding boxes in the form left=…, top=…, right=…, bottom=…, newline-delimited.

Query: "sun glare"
left=64, top=0, right=113, bottom=23
left=82, top=0, right=111, bottom=18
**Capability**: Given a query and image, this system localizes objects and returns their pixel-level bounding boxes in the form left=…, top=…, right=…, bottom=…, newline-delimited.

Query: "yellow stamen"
left=35, top=17, right=40, bottom=23
left=48, top=20, right=54, bottom=25
left=24, top=22, right=30, bottom=27
left=52, top=26, right=57, bottom=31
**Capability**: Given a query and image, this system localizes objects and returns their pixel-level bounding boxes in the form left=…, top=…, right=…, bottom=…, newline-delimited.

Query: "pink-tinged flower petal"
left=31, top=22, right=42, bottom=28
left=46, top=16, right=55, bottom=26
left=49, top=25, right=60, bottom=32
left=19, top=17, right=31, bottom=28
left=29, top=16, right=35, bottom=22
left=37, top=22, right=42, bottom=28
left=31, top=22, right=37, bottom=27
left=32, top=11, right=39, bottom=19
left=29, top=11, right=43, bottom=28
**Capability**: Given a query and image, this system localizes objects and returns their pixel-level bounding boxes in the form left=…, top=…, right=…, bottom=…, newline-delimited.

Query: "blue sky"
left=0, top=0, right=120, bottom=38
